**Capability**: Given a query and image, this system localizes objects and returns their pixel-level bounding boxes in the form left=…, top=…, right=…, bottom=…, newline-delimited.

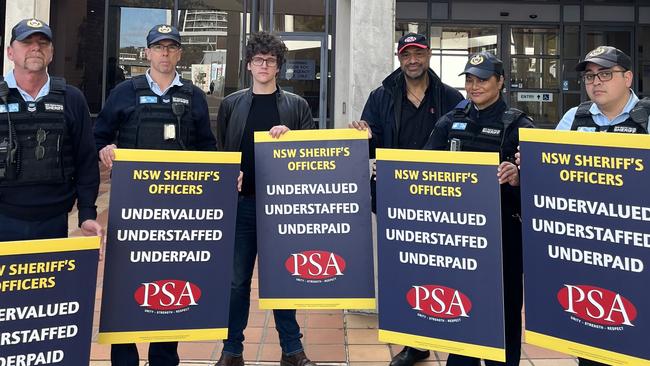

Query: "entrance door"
left=276, top=34, right=328, bottom=128
left=505, top=26, right=560, bottom=128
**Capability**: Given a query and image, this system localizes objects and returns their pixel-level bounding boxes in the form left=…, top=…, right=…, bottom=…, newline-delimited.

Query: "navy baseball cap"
left=146, top=24, right=181, bottom=47
left=397, top=33, right=429, bottom=54
left=575, top=46, right=632, bottom=71
left=11, top=18, right=52, bottom=43
left=459, top=51, right=504, bottom=79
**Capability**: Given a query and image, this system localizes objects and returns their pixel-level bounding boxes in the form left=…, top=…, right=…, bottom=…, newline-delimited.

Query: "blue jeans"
left=222, top=196, right=303, bottom=356
left=0, top=213, right=68, bottom=241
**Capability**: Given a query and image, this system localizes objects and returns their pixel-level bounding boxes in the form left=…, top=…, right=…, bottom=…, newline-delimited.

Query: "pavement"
left=67, top=164, right=579, bottom=365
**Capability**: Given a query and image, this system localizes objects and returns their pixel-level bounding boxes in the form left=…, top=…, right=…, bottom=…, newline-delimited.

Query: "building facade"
left=3, top=1, right=650, bottom=128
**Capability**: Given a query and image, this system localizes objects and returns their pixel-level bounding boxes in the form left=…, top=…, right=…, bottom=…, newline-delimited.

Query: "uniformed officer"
left=557, top=46, right=646, bottom=366
left=0, top=18, right=102, bottom=241
left=94, top=24, right=217, bottom=366
left=425, top=51, right=534, bottom=366
left=557, top=46, right=647, bottom=134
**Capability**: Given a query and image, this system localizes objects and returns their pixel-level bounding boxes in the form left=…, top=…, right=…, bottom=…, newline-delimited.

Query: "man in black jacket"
left=215, top=31, right=316, bottom=366
left=350, top=33, right=463, bottom=366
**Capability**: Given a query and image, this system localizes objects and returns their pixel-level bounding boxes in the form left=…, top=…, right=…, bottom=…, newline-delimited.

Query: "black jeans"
left=111, top=342, right=179, bottom=366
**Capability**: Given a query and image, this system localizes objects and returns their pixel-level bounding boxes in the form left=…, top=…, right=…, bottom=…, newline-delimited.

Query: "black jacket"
left=216, top=86, right=315, bottom=151
left=361, top=68, right=463, bottom=157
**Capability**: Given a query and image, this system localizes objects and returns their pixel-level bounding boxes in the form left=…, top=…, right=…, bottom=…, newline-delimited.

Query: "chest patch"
left=139, top=96, right=158, bottom=104
left=0, top=103, right=20, bottom=113
left=481, top=127, right=501, bottom=136
left=44, top=103, right=64, bottom=112
left=451, top=122, right=467, bottom=131
left=577, top=126, right=597, bottom=132
left=172, top=97, right=190, bottom=105
left=612, top=125, right=637, bottom=134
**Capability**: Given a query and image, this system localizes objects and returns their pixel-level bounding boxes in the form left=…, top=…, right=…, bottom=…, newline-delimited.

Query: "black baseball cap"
left=459, top=51, right=504, bottom=79
left=575, top=46, right=631, bottom=71
left=11, top=18, right=52, bottom=43
left=397, top=33, right=429, bottom=54
left=146, top=24, right=181, bottom=47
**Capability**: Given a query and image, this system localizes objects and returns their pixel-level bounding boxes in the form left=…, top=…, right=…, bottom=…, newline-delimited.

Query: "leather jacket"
left=216, top=85, right=315, bottom=151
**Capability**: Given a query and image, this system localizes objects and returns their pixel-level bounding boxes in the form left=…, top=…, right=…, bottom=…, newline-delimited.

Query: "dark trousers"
left=445, top=274, right=523, bottom=366
left=0, top=213, right=67, bottom=241
left=222, top=196, right=303, bottom=356
left=111, top=343, right=179, bottom=366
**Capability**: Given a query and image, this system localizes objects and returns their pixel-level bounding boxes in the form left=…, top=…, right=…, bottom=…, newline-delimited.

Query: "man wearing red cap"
left=350, top=33, right=463, bottom=366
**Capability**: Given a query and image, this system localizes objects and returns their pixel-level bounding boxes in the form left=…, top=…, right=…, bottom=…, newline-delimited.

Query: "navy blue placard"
left=0, top=238, right=99, bottom=366
left=254, top=130, right=375, bottom=309
left=520, top=130, right=650, bottom=364
left=98, top=150, right=240, bottom=343
left=376, top=149, right=505, bottom=361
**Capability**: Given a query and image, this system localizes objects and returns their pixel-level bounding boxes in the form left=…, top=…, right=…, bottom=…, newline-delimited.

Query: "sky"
left=120, top=8, right=170, bottom=48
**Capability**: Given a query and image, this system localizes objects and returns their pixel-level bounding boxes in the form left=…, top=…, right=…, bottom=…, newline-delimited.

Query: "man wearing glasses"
left=0, top=18, right=103, bottom=241
left=557, top=46, right=647, bottom=134
left=215, top=31, right=315, bottom=366
left=94, top=24, right=217, bottom=366
left=533, top=46, right=646, bottom=366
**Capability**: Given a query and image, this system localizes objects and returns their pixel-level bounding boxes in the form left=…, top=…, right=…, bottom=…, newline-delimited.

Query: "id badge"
left=164, top=123, right=176, bottom=140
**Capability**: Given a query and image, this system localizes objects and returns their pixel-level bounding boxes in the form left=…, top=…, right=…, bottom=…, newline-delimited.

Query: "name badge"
left=481, top=127, right=501, bottom=136
left=0, top=103, right=20, bottom=113
left=139, top=96, right=158, bottom=104
left=451, top=122, right=468, bottom=131
left=172, top=97, right=189, bottom=105
left=577, top=126, right=597, bottom=132
left=613, top=126, right=637, bottom=133
left=45, top=103, right=64, bottom=112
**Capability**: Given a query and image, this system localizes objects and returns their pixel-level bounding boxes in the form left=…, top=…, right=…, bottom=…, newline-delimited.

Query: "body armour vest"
left=0, top=77, right=74, bottom=186
left=118, top=75, right=197, bottom=150
left=447, top=100, right=524, bottom=159
left=570, top=98, right=649, bottom=134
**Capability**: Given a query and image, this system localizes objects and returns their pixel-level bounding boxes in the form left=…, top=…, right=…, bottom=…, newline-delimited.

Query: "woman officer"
left=424, top=51, right=534, bottom=366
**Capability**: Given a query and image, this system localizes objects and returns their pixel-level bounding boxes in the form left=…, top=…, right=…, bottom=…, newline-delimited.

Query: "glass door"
left=507, top=26, right=560, bottom=128
left=277, top=35, right=328, bottom=128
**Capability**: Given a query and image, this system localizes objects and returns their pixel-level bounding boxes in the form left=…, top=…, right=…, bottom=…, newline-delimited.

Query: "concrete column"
left=4, top=0, right=51, bottom=74
left=333, top=0, right=394, bottom=128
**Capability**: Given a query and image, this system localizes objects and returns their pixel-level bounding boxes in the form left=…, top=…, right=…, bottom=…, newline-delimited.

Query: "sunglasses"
left=35, top=128, right=48, bottom=160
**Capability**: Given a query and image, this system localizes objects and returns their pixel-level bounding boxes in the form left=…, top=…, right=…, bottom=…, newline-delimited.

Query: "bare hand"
left=371, top=160, right=377, bottom=181
left=269, top=125, right=290, bottom=139
left=99, top=144, right=117, bottom=169
left=349, top=120, right=372, bottom=139
left=237, top=171, right=243, bottom=192
left=80, top=219, right=106, bottom=261
left=497, top=161, right=520, bottom=186
left=514, top=145, right=521, bottom=168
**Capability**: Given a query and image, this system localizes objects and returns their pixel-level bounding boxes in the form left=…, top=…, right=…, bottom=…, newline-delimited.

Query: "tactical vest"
left=0, top=77, right=75, bottom=186
left=447, top=100, right=525, bottom=158
left=117, top=75, right=197, bottom=150
left=570, top=98, right=649, bottom=134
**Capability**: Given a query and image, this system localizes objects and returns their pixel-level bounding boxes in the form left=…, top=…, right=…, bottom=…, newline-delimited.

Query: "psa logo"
left=285, top=250, right=346, bottom=283
left=134, top=280, right=202, bottom=314
left=557, top=285, right=637, bottom=329
left=407, top=285, right=472, bottom=323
